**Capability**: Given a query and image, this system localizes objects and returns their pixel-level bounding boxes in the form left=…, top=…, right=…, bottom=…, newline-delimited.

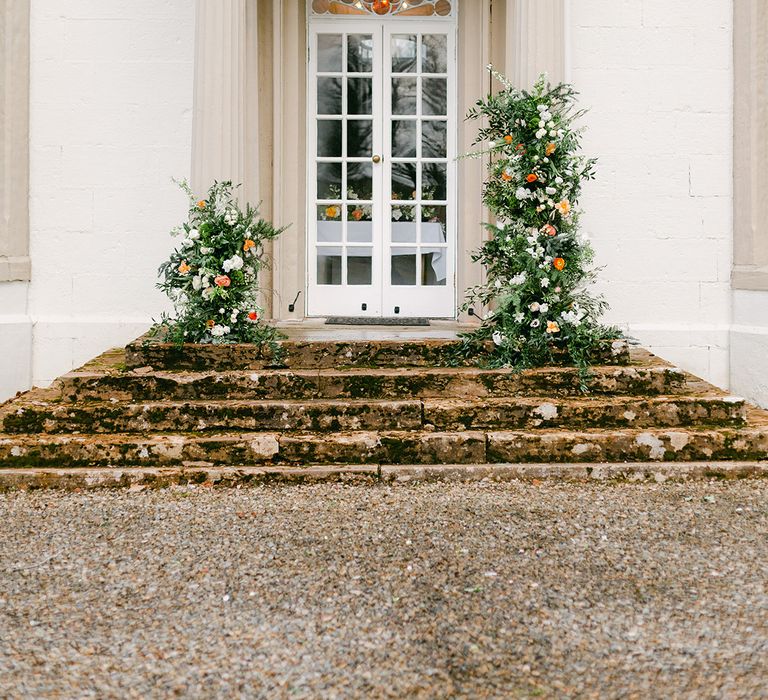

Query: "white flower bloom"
left=496, top=221, right=505, bottom=230
left=543, top=157, right=550, bottom=163
left=539, top=303, right=549, bottom=313
left=494, top=278, right=502, bottom=288
left=181, top=238, right=194, bottom=248
left=223, top=254, right=244, bottom=272
left=549, top=129, right=557, bottom=137
left=555, top=177, right=564, bottom=185
left=535, top=128, right=546, bottom=139
left=546, top=187, right=557, bottom=195
left=529, top=302, right=540, bottom=312
left=211, top=324, right=230, bottom=337
left=219, top=307, right=225, bottom=314
left=201, top=276, right=211, bottom=289
left=188, top=229, right=200, bottom=240
left=521, top=119, right=526, bottom=126
left=514, top=312, right=525, bottom=323
left=537, top=104, right=547, bottom=113
left=192, top=275, right=202, bottom=291
left=200, top=246, right=212, bottom=254
left=510, top=272, right=527, bottom=285
left=515, top=187, right=531, bottom=201
left=202, top=287, right=213, bottom=300
left=557, top=129, right=564, bottom=137
left=530, top=319, right=541, bottom=328
left=492, top=330, right=505, bottom=346
left=540, top=277, right=550, bottom=288
left=541, top=111, right=552, bottom=122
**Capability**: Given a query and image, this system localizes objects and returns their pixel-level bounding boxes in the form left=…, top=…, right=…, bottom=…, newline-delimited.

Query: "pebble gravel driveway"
left=1, top=480, right=766, bottom=699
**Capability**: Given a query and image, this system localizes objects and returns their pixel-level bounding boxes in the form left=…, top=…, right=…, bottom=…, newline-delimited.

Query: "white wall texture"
left=570, top=0, right=733, bottom=389
left=0, top=0, right=195, bottom=400
left=731, top=291, right=768, bottom=408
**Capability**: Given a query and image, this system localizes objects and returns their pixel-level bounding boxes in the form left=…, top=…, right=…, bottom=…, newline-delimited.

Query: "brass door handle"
left=372, top=154, right=382, bottom=163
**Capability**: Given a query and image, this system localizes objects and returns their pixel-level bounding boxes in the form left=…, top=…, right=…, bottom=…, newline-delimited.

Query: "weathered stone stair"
left=0, top=336, right=766, bottom=488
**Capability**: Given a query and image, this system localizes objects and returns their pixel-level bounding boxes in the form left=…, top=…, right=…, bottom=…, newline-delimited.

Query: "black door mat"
left=325, top=317, right=430, bottom=326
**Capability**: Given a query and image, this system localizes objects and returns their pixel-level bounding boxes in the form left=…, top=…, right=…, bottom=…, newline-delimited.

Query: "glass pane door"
left=307, top=20, right=455, bottom=318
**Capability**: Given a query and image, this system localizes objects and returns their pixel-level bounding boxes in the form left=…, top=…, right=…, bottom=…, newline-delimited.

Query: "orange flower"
left=501, top=171, right=513, bottom=182
left=214, top=274, right=231, bottom=287
left=553, top=257, right=566, bottom=271
left=504, top=135, right=513, bottom=144
left=526, top=173, right=538, bottom=183
left=545, top=142, right=556, bottom=156
left=546, top=321, right=560, bottom=334
left=197, top=200, right=206, bottom=209
left=351, top=208, right=364, bottom=221
left=247, top=310, right=259, bottom=321
left=325, top=205, right=339, bottom=219
left=555, top=199, right=571, bottom=216
left=516, top=143, right=524, bottom=151
left=542, top=224, right=557, bottom=237
left=205, top=319, right=215, bottom=329
left=178, top=261, right=190, bottom=274
left=243, top=238, right=256, bottom=252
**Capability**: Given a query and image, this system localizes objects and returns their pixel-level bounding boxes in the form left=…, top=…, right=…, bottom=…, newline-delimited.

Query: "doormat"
left=326, top=317, right=430, bottom=326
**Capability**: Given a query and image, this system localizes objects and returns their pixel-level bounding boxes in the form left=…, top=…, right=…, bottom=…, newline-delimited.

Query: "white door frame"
left=306, top=15, right=457, bottom=318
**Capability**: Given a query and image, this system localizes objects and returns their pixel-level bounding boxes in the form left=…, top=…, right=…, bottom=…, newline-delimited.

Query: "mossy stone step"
left=1, top=394, right=746, bottom=435
left=55, top=363, right=687, bottom=403
left=1, top=424, right=766, bottom=468
left=125, top=336, right=631, bottom=371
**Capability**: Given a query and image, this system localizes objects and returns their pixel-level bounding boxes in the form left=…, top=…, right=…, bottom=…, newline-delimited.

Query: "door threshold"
left=325, top=317, right=430, bottom=326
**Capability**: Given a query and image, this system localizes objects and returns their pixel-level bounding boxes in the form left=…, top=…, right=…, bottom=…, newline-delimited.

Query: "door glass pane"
left=421, top=205, right=447, bottom=241
left=422, top=35, right=447, bottom=73
left=422, top=78, right=447, bottom=115
left=421, top=120, right=446, bottom=158
left=347, top=205, right=373, bottom=241
left=347, top=162, right=372, bottom=199
left=391, top=248, right=416, bottom=285
left=317, top=120, right=342, bottom=157
left=392, top=78, right=417, bottom=115
left=348, top=248, right=373, bottom=285
left=317, top=77, right=342, bottom=114
left=348, top=120, right=373, bottom=157
left=391, top=204, right=416, bottom=235
left=317, top=247, right=343, bottom=285
left=348, top=34, right=373, bottom=73
left=392, top=120, right=417, bottom=158
left=317, top=162, right=342, bottom=199
left=391, top=35, right=417, bottom=72
left=421, top=162, right=446, bottom=200
left=421, top=248, right=447, bottom=285
left=318, top=34, right=342, bottom=72
left=348, top=77, right=372, bottom=115
left=391, top=162, right=417, bottom=200
left=317, top=205, right=343, bottom=241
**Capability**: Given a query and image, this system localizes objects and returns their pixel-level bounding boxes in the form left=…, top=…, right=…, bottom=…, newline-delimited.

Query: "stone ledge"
left=1, top=461, right=767, bottom=492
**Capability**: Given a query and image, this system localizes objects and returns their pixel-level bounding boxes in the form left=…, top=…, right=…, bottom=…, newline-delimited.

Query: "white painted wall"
left=731, top=291, right=768, bottom=408
left=1, top=0, right=195, bottom=399
left=570, top=0, right=733, bottom=388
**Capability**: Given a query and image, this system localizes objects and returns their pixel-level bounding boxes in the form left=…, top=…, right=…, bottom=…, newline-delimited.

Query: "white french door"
left=307, top=19, right=456, bottom=318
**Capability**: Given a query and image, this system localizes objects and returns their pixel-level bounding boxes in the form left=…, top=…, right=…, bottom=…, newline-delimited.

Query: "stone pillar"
left=0, top=0, right=30, bottom=282
left=191, top=0, right=258, bottom=201
left=504, top=0, right=566, bottom=89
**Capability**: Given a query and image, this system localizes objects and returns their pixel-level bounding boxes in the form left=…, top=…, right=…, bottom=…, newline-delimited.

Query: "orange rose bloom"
left=555, top=199, right=571, bottom=216
left=206, top=319, right=215, bottom=329
left=197, top=200, right=206, bottom=209
left=178, top=261, right=190, bottom=274
left=247, top=310, right=259, bottom=321
left=214, top=275, right=231, bottom=287
left=352, top=208, right=364, bottom=221
left=504, top=134, right=513, bottom=144
left=516, top=143, right=524, bottom=151
left=526, top=173, right=538, bottom=183
left=542, top=224, right=557, bottom=237
left=243, top=239, right=256, bottom=252
left=325, top=205, right=339, bottom=219
left=545, top=142, right=556, bottom=156
left=501, top=171, right=513, bottom=182
left=553, top=257, right=566, bottom=271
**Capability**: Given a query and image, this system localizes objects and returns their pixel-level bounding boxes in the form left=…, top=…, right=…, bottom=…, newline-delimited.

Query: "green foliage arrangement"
left=152, top=180, right=286, bottom=355
left=458, top=70, right=620, bottom=373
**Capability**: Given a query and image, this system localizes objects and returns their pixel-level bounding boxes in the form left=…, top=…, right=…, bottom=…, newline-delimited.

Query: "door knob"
left=372, top=154, right=382, bottom=163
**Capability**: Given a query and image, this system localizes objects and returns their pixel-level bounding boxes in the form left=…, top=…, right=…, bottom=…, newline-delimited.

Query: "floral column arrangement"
left=154, top=180, right=286, bottom=356
left=459, top=71, right=620, bottom=373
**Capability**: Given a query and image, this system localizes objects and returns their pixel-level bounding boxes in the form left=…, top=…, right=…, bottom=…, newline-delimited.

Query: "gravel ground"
left=0, top=481, right=767, bottom=699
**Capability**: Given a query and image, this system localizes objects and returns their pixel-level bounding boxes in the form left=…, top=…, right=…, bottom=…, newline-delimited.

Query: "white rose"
left=515, top=187, right=531, bottom=201
left=537, top=104, right=547, bottom=112
left=492, top=330, right=505, bottom=346
left=539, top=303, right=549, bottom=313
left=555, top=177, right=563, bottom=184
left=223, top=254, right=244, bottom=273
left=188, top=229, right=200, bottom=239
left=529, top=302, right=540, bottom=312
left=546, top=187, right=556, bottom=195
left=192, top=275, right=202, bottom=291
left=535, top=128, right=546, bottom=139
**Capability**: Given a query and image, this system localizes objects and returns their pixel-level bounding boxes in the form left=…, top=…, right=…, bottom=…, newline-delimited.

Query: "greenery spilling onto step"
left=152, top=180, right=285, bottom=356
left=458, top=71, right=621, bottom=374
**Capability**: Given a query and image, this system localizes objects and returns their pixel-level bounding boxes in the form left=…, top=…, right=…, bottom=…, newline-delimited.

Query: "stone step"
left=1, top=395, right=746, bottom=435
left=125, top=336, right=631, bottom=371
left=1, top=424, right=766, bottom=468
left=55, top=363, right=687, bottom=403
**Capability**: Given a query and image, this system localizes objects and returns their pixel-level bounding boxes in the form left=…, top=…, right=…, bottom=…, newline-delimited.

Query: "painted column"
left=191, top=0, right=259, bottom=200
left=504, top=0, right=566, bottom=89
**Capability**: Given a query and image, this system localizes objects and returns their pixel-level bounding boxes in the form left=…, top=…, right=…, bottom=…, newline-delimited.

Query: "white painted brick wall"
left=27, top=0, right=194, bottom=387
left=571, top=0, right=733, bottom=388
